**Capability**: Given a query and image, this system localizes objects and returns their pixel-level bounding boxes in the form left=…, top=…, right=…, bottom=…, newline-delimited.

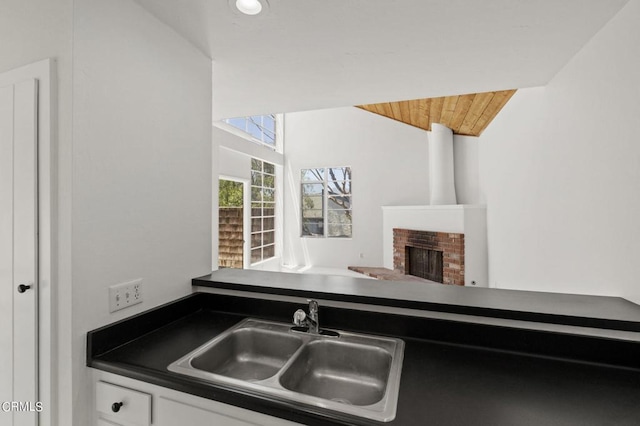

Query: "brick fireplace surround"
left=393, top=228, right=465, bottom=286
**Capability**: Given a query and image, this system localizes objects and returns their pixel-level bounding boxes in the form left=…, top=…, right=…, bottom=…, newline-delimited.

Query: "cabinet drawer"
left=157, top=396, right=299, bottom=426
left=96, top=381, right=151, bottom=426
left=97, top=419, right=122, bottom=426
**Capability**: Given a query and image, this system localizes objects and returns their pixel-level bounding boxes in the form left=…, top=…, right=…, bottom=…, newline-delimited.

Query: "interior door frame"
left=0, top=59, right=55, bottom=426
left=218, top=175, right=251, bottom=269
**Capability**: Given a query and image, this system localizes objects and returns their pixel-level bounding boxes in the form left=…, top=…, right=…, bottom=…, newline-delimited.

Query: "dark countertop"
left=194, top=270, right=640, bottom=332
left=88, top=292, right=640, bottom=426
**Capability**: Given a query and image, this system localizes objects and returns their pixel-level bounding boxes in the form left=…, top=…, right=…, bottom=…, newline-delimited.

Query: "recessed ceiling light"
left=235, top=0, right=264, bottom=15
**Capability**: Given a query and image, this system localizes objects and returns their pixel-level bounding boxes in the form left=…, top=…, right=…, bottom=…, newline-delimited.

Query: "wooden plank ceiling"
left=357, top=90, right=516, bottom=137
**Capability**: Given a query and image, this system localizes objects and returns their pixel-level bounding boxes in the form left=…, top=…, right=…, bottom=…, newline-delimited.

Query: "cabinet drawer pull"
left=111, top=402, right=123, bottom=413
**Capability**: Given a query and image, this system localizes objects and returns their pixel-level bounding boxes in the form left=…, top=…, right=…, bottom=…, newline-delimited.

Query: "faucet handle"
left=293, top=309, right=307, bottom=326
left=308, top=299, right=318, bottom=314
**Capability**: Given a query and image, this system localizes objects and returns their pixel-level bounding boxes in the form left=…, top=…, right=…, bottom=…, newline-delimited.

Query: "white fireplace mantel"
left=381, top=204, right=488, bottom=287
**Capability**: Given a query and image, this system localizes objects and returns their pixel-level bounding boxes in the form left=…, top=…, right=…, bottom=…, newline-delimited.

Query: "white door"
left=0, top=77, right=39, bottom=425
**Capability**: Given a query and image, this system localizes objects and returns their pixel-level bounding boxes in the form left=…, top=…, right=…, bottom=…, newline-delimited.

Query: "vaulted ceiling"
left=134, top=0, right=628, bottom=119
left=357, top=90, right=516, bottom=137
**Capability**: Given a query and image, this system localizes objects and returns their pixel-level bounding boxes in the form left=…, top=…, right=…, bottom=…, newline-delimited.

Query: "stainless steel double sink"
left=168, top=318, right=405, bottom=422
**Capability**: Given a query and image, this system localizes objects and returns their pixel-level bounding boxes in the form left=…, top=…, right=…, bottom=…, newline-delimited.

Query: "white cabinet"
left=92, top=370, right=300, bottom=426
left=157, top=397, right=281, bottom=426
left=97, top=419, right=123, bottom=426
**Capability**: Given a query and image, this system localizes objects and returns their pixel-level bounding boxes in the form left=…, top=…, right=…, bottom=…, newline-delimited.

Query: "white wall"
left=72, top=1, right=212, bottom=425
left=0, top=0, right=73, bottom=85
left=283, top=107, right=431, bottom=268
left=478, top=0, right=640, bottom=304
left=219, top=146, right=251, bottom=180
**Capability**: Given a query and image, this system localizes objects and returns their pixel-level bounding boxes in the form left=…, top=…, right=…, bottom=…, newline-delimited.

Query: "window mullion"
left=324, top=169, right=328, bottom=238
left=250, top=158, right=276, bottom=263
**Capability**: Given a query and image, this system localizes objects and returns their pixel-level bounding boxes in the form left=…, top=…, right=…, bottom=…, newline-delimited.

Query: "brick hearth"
left=393, top=228, right=465, bottom=286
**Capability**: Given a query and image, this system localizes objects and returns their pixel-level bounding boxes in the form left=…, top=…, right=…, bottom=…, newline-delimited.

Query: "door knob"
left=17, top=284, right=31, bottom=293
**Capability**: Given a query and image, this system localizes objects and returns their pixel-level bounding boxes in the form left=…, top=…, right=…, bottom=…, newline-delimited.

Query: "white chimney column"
left=428, top=123, right=457, bottom=205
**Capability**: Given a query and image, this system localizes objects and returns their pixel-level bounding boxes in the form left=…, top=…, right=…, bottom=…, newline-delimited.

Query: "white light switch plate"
left=109, top=278, right=143, bottom=313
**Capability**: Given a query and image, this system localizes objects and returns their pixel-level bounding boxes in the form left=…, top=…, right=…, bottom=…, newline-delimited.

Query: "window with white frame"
left=251, top=158, right=276, bottom=263
left=301, top=167, right=352, bottom=238
left=225, top=115, right=276, bottom=149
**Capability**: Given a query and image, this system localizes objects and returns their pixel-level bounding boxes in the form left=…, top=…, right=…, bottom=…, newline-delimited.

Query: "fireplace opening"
left=393, top=229, right=464, bottom=285
left=405, top=247, right=443, bottom=283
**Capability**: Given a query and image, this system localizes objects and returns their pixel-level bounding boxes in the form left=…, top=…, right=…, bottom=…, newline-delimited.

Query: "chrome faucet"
left=293, top=299, right=319, bottom=334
